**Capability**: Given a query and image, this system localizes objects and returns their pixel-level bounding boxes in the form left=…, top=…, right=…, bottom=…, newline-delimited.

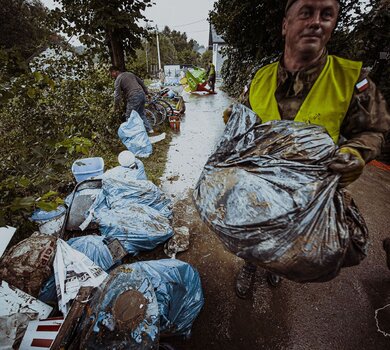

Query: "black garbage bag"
left=193, top=104, right=368, bottom=283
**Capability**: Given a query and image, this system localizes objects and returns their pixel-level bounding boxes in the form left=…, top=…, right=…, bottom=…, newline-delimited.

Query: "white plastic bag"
left=53, top=239, right=108, bottom=315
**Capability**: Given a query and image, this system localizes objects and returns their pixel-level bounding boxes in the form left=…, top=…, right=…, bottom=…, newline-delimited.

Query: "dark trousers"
left=125, top=91, right=152, bottom=132
left=208, top=74, right=216, bottom=92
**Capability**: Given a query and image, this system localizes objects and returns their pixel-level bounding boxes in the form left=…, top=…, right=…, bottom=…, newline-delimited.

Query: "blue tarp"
left=118, top=110, right=152, bottom=158
left=130, top=259, right=204, bottom=337
left=76, top=259, right=203, bottom=348
left=88, top=177, right=173, bottom=255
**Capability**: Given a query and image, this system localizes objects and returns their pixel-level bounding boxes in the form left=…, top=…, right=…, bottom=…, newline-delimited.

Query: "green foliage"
left=0, top=0, right=51, bottom=76
left=210, top=0, right=382, bottom=98
left=200, top=50, right=213, bottom=69
left=51, top=0, right=153, bottom=68
left=0, top=50, right=120, bottom=232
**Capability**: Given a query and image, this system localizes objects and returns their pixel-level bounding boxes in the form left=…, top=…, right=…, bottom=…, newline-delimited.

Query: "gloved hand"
left=329, top=146, right=365, bottom=187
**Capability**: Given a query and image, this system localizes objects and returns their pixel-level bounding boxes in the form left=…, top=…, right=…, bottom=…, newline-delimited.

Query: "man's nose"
left=308, top=12, right=321, bottom=28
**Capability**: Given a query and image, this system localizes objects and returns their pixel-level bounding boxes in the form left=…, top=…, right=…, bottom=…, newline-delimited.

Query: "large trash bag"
left=0, top=232, right=56, bottom=297
left=193, top=104, right=368, bottom=283
left=76, top=264, right=160, bottom=349
left=75, top=260, right=203, bottom=349
left=81, top=177, right=173, bottom=255
left=129, top=259, right=204, bottom=337
left=118, top=110, right=152, bottom=158
left=67, top=235, right=115, bottom=271
left=102, top=160, right=147, bottom=182
left=93, top=177, right=172, bottom=219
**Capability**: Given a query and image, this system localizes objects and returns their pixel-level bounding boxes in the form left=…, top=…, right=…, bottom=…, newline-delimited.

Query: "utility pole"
left=156, top=25, right=162, bottom=72
left=145, top=41, right=149, bottom=74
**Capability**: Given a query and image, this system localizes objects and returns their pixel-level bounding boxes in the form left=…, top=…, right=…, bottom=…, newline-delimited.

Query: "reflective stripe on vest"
left=249, top=55, right=362, bottom=143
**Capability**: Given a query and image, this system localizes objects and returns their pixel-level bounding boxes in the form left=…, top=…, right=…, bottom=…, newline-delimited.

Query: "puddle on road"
left=160, top=87, right=232, bottom=198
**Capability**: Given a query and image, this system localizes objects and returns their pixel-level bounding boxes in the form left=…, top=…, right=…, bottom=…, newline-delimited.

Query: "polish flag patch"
left=356, top=78, right=369, bottom=92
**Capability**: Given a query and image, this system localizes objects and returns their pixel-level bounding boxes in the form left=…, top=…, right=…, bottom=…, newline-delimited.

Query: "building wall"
left=212, top=43, right=227, bottom=77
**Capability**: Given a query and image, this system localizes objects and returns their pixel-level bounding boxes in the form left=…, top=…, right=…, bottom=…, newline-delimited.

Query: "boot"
left=235, top=262, right=257, bottom=299
left=267, top=272, right=282, bottom=287
left=383, top=238, right=390, bottom=270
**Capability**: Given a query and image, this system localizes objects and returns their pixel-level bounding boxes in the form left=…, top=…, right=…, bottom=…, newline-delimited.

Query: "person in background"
left=110, top=66, right=154, bottom=134
left=232, top=0, right=390, bottom=299
left=206, top=61, right=216, bottom=93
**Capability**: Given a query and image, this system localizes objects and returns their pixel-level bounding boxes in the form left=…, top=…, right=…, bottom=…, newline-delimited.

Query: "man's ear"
left=282, top=17, right=287, bottom=37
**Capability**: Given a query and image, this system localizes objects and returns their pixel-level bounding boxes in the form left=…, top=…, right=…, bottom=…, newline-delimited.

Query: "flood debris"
left=74, top=259, right=204, bottom=348
left=0, top=232, right=56, bottom=297
left=54, top=239, right=107, bottom=315
left=0, top=226, right=16, bottom=257
left=194, top=103, right=368, bottom=283
left=164, top=226, right=190, bottom=258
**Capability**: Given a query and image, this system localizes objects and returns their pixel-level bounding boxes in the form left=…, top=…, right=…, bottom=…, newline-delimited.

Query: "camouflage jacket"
left=243, top=52, right=390, bottom=162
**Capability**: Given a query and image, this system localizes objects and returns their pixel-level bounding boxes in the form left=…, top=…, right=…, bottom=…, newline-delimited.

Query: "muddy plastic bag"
left=92, top=177, right=172, bottom=219
left=67, top=235, right=115, bottom=271
left=0, top=232, right=56, bottom=297
left=118, top=110, right=152, bottom=158
left=82, top=177, right=174, bottom=255
left=75, top=260, right=203, bottom=348
left=194, top=104, right=368, bottom=283
left=54, top=239, right=107, bottom=314
left=76, top=264, right=160, bottom=349
left=130, top=260, right=204, bottom=337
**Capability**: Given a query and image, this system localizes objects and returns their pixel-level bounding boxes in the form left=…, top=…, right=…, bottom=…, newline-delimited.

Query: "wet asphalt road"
left=159, top=86, right=390, bottom=350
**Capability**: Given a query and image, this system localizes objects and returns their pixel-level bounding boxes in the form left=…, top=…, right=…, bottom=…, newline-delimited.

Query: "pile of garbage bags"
left=0, top=148, right=203, bottom=349
left=194, top=104, right=368, bottom=283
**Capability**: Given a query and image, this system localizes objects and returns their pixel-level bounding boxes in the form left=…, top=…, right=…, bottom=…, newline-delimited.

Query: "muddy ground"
left=139, top=85, right=390, bottom=350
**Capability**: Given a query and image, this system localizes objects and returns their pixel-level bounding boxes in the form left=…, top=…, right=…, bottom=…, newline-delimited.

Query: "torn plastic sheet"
left=54, top=239, right=107, bottom=315
left=39, top=235, right=116, bottom=307
left=118, top=110, right=152, bottom=158
left=194, top=103, right=368, bottom=283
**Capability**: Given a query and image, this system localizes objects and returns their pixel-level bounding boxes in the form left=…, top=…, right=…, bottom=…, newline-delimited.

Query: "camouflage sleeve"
left=340, top=72, right=390, bottom=163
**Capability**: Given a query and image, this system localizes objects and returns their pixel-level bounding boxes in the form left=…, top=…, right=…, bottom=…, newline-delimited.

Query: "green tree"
left=0, top=0, right=51, bottom=76
left=200, top=49, right=213, bottom=69
left=52, top=0, right=153, bottom=70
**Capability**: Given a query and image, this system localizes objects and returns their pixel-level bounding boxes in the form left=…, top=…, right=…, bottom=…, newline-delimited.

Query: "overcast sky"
left=42, top=0, right=216, bottom=47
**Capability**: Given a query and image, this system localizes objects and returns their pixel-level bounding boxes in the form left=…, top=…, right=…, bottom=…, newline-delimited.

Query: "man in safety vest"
left=206, top=61, right=216, bottom=93
left=235, top=0, right=390, bottom=299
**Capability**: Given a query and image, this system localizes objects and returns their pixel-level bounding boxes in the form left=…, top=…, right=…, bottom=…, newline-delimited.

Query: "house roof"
left=208, top=24, right=225, bottom=47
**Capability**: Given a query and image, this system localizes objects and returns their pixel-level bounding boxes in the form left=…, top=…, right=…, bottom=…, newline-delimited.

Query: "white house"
left=208, top=24, right=227, bottom=77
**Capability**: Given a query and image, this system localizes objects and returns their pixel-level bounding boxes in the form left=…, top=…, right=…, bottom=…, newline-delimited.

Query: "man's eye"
left=299, top=10, right=310, bottom=18
left=322, top=10, right=333, bottom=19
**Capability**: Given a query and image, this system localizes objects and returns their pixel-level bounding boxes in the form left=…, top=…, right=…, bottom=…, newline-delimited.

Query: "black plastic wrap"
left=194, top=104, right=368, bottom=283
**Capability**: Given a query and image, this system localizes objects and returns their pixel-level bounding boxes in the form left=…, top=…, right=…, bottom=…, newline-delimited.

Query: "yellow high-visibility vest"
left=249, top=55, right=362, bottom=143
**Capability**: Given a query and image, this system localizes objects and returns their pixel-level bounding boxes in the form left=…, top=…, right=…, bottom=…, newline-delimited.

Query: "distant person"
left=206, top=61, right=216, bottom=93
left=110, top=66, right=154, bottom=134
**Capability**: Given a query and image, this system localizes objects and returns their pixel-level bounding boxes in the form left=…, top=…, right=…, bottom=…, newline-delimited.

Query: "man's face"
left=110, top=70, right=118, bottom=79
left=282, top=0, right=339, bottom=58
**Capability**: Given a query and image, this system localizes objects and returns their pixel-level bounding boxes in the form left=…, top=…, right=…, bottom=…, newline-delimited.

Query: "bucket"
left=72, top=157, right=104, bottom=182
left=31, top=206, right=66, bottom=236
left=169, top=116, right=181, bottom=131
